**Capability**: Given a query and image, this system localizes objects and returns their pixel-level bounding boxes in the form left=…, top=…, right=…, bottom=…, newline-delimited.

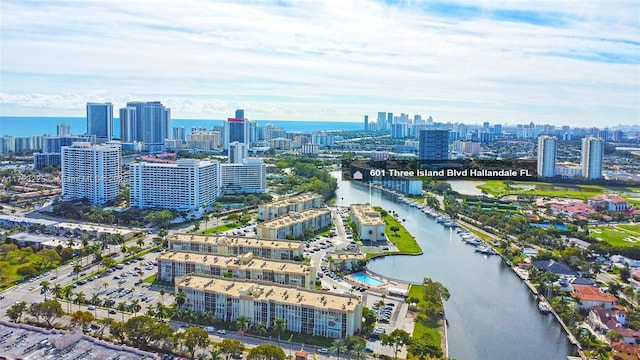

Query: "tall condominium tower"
left=228, top=141, right=248, bottom=164
left=86, top=102, right=114, bottom=143
left=172, top=126, right=186, bottom=143
left=364, top=115, right=369, bottom=131
left=61, top=142, right=121, bottom=204
left=581, top=136, right=604, bottom=180
left=419, top=129, right=450, bottom=161
left=223, top=110, right=250, bottom=150
left=119, top=101, right=171, bottom=152
left=537, top=135, right=557, bottom=178
left=57, top=123, right=71, bottom=136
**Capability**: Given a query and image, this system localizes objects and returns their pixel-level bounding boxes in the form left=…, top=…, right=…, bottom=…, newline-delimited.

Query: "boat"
left=475, top=246, right=497, bottom=255
left=538, top=301, right=551, bottom=313
left=443, top=221, right=457, bottom=228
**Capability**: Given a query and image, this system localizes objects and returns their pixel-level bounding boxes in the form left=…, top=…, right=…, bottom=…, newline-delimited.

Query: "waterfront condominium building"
left=349, top=204, right=386, bottom=242
left=419, top=129, right=450, bottom=161
left=157, top=251, right=316, bottom=288
left=228, top=141, right=249, bottom=164
left=175, top=275, right=362, bottom=338
left=537, top=135, right=557, bottom=178
left=86, top=102, right=114, bottom=143
left=256, top=208, right=332, bottom=240
left=223, top=114, right=250, bottom=150
left=129, top=159, right=219, bottom=210
left=168, top=234, right=304, bottom=260
left=258, top=192, right=323, bottom=221
left=219, top=159, right=266, bottom=194
left=581, top=136, right=604, bottom=180
left=61, top=142, right=122, bottom=204
left=119, top=101, right=171, bottom=152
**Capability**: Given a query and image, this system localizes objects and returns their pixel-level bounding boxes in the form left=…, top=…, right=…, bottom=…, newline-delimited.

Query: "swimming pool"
left=352, top=272, right=384, bottom=286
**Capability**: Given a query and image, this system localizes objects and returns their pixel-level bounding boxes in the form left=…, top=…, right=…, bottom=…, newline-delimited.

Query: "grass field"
left=407, top=285, right=441, bottom=358
left=201, top=222, right=244, bottom=234
left=381, top=213, right=422, bottom=254
left=590, top=224, right=640, bottom=247
left=477, top=180, right=640, bottom=205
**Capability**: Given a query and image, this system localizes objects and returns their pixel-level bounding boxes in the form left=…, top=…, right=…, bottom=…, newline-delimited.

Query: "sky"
left=0, top=0, right=639, bottom=127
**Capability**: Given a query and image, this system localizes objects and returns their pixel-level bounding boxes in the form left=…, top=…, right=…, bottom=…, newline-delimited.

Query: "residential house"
left=571, top=285, right=617, bottom=310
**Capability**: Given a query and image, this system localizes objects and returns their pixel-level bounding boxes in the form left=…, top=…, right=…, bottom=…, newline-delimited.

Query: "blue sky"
left=0, top=0, right=638, bottom=126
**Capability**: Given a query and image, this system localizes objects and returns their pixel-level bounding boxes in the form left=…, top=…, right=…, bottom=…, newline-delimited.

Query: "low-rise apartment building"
left=349, top=204, right=386, bottom=242
left=176, top=275, right=362, bottom=339
left=168, top=234, right=304, bottom=260
left=158, top=251, right=315, bottom=288
left=256, top=209, right=332, bottom=240
left=258, top=193, right=323, bottom=221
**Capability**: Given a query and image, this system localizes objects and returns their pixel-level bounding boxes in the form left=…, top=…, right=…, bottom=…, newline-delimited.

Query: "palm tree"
left=104, top=299, right=115, bottom=318
left=91, top=293, right=101, bottom=316
left=51, top=284, right=64, bottom=299
left=253, top=322, right=267, bottom=336
left=74, top=291, right=86, bottom=310
left=330, top=339, right=348, bottom=360
left=73, top=263, right=82, bottom=279
left=351, top=342, right=367, bottom=360
left=117, top=301, right=127, bottom=322
left=130, top=299, right=141, bottom=316
left=62, top=286, right=73, bottom=313
left=136, top=237, right=145, bottom=248
left=40, top=280, right=50, bottom=299
left=155, top=302, right=167, bottom=319
left=273, top=317, right=286, bottom=346
left=159, top=288, right=166, bottom=303
left=209, top=347, right=224, bottom=360
left=175, top=290, right=187, bottom=309
left=235, top=315, right=250, bottom=335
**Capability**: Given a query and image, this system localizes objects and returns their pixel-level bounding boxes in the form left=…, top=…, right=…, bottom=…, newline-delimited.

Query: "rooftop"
left=260, top=192, right=322, bottom=208
left=350, top=204, right=385, bottom=226
left=258, top=208, right=331, bottom=229
left=159, top=251, right=313, bottom=275
left=176, top=275, right=360, bottom=312
left=571, top=285, right=618, bottom=303
left=170, top=234, right=304, bottom=250
left=611, top=342, right=640, bottom=356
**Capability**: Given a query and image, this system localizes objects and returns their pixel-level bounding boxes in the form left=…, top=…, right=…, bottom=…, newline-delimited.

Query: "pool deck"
left=345, top=271, right=411, bottom=295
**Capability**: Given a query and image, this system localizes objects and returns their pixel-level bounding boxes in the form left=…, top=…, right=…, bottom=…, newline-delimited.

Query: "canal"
left=333, top=173, right=573, bottom=360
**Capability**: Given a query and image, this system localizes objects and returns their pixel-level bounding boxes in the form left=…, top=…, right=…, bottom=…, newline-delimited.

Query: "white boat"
left=443, top=221, right=457, bottom=228
left=538, top=301, right=551, bottom=313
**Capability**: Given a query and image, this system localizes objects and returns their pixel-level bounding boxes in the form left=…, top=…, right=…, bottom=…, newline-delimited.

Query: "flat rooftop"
left=258, top=208, right=331, bottom=229
left=159, top=251, right=313, bottom=275
left=0, top=320, right=158, bottom=360
left=170, top=234, right=304, bottom=250
left=0, top=214, right=57, bottom=226
left=350, top=204, right=385, bottom=226
left=177, top=275, right=360, bottom=312
left=53, top=222, right=134, bottom=235
left=261, top=192, right=321, bottom=208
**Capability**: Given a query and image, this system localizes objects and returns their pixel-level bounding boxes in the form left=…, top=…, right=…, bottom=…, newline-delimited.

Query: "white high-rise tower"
left=581, top=136, right=604, bottom=180
left=537, top=135, right=557, bottom=178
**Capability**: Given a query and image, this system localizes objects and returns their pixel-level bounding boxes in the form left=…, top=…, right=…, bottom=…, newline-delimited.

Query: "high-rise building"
left=119, top=101, right=171, bottom=152
left=172, top=126, right=186, bottom=143
left=581, top=136, right=604, bottom=180
left=57, top=123, right=71, bottom=136
left=61, top=142, right=121, bottom=204
left=228, top=141, right=248, bottom=164
left=223, top=114, right=249, bottom=150
left=537, top=135, right=557, bottom=178
left=86, top=102, right=114, bottom=143
left=235, top=109, right=245, bottom=120
left=129, top=159, right=219, bottom=210
left=220, top=159, right=266, bottom=194
left=364, top=115, right=369, bottom=131
left=418, top=130, right=450, bottom=161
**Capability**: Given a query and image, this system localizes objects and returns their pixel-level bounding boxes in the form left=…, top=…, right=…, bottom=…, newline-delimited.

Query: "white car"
left=87, top=305, right=96, bottom=310
left=318, top=348, right=329, bottom=354
left=217, top=329, right=227, bottom=335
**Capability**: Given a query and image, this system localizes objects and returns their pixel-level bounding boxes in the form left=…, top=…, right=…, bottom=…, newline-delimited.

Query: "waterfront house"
left=587, top=306, right=627, bottom=333
left=588, top=195, right=629, bottom=212
left=571, top=285, right=617, bottom=310
left=613, top=327, right=640, bottom=345
left=532, top=259, right=578, bottom=276
left=611, top=342, right=640, bottom=360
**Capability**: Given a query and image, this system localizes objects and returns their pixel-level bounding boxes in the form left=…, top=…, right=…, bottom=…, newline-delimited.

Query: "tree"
left=175, top=290, right=187, bottom=308
left=6, top=301, right=28, bottom=323
left=210, top=347, right=224, bottom=360
left=30, top=300, right=64, bottom=328
left=350, top=341, right=368, bottom=360
left=70, top=310, right=95, bottom=329
left=74, top=291, right=86, bottom=310
left=390, top=225, right=400, bottom=237
left=51, top=283, right=64, bottom=299
left=247, top=344, right=286, bottom=360
left=40, top=280, right=51, bottom=299
left=380, top=329, right=411, bottom=360
left=73, top=263, right=82, bottom=279
left=130, top=299, right=142, bottom=316
left=273, top=317, right=286, bottom=346
left=219, top=339, right=245, bottom=360
left=252, top=322, right=268, bottom=336
left=408, top=335, right=443, bottom=360
left=91, top=293, right=102, bottom=316
left=235, top=315, right=251, bottom=335
left=608, top=281, right=624, bottom=296
left=180, top=326, right=211, bottom=360
left=330, top=339, right=348, bottom=360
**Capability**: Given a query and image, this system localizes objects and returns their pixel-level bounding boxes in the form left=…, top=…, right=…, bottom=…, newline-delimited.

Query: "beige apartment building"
left=168, top=234, right=304, bottom=260
left=256, top=208, right=332, bottom=240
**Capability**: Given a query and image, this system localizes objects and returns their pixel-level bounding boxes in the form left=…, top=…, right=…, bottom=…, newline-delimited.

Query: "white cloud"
left=0, top=0, right=638, bottom=126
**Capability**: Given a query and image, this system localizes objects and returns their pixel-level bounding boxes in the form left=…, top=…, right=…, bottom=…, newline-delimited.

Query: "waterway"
left=333, top=173, right=573, bottom=360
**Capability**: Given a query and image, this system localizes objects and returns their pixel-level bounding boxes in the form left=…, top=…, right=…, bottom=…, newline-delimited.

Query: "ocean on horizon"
left=0, top=116, right=363, bottom=137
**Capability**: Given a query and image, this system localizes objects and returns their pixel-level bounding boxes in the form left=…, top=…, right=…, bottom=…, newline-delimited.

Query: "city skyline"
left=1, top=1, right=638, bottom=126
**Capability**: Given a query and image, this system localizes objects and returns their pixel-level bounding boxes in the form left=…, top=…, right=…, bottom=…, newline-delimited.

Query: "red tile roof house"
left=550, top=203, right=595, bottom=218
left=588, top=195, right=630, bottom=212
left=571, top=285, right=617, bottom=310
left=611, top=342, right=640, bottom=360
left=588, top=306, right=627, bottom=333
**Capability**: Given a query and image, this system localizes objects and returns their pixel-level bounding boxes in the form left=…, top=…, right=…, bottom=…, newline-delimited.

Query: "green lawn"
left=590, top=226, right=640, bottom=247
left=143, top=274, right=156, bottom=284
left=381, top=213, right=422, bottom=254
left=201, top=222, right=244, bottom=234
left=407, top=285, right=441, bottom=359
